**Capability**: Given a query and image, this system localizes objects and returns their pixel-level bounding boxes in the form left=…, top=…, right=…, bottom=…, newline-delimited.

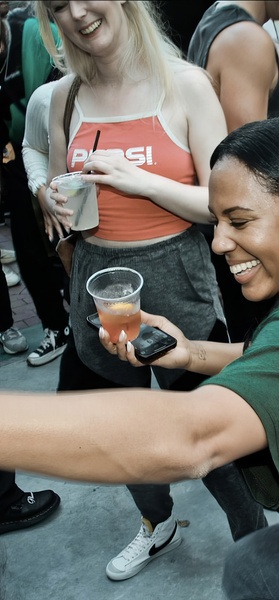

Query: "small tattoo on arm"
left=197, top=344, right=206, bottom=361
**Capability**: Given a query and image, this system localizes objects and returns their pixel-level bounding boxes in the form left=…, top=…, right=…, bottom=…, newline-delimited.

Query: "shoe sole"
left=106, top=534, right=182, bottom=581
left=0, top=343, right=28, bottom=355
left=0, top=494, right=60, bottom=534
left=27, top=344, right=67, bottom=366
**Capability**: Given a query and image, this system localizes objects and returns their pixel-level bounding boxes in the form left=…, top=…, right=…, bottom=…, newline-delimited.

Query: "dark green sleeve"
left=199, top=307, right=279, bottom=509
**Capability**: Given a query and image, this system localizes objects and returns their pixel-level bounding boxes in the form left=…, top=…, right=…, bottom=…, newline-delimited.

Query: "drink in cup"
left=86, top=267, right=144, bottom=343
left=52, top=171, right=99, bottom=231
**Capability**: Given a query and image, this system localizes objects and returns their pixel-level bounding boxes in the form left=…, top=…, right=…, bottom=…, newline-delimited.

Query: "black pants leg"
left=0, top=471, right=23, bottom=513
left=0, top=261, right=13, bottom=332
left=3, top=150, right=68, bottom=332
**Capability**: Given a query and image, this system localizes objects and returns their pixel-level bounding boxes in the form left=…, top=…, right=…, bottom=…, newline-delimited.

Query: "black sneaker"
left=0, top=490, right=60, bottom=534
left=27, top=326, right=69, bottom=366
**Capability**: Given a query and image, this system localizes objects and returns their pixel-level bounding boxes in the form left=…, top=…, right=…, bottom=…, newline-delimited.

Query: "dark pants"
left=0, top=471, right=24, bottom=513
left=58, top=328, right=152, bottom=391
left=0, top=207, right=21, bottom=511
left=0, top=261, right=13, bottom=333
left=222, top=524, right=279, bottom=599
left=3, top=149, right=68, bottom=332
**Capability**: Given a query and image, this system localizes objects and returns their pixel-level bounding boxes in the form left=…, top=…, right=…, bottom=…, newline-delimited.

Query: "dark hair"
left=210, top=118, right=279, bottom=349
left=210, top=118, right=279, bottom=196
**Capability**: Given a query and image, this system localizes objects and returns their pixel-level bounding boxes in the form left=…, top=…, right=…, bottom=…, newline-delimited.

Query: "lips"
left=229, top=259, right=260, bottom=274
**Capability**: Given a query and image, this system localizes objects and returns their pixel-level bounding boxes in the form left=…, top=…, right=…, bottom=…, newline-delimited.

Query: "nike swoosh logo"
left=149, top=523, right=177, bottom=556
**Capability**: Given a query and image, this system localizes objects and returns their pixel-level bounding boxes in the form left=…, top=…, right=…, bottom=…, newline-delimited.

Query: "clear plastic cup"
left=86, top=267, right=144, bottom=342
left=52, top=171, right=99, bottom=231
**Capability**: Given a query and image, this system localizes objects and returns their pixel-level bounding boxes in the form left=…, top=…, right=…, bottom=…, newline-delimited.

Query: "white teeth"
left=80, top=20, right=101, bottom=35
left=230, top=259, right=260, bottom=274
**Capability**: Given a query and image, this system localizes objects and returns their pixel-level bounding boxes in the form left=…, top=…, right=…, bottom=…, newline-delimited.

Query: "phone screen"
left=87, top=313, right=177, bottom=363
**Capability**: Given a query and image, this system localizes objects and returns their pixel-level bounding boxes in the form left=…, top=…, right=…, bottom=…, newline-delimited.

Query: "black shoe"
left=27, top=326, right=70, bottom=366
left=0, top=490, right=60, bottom=534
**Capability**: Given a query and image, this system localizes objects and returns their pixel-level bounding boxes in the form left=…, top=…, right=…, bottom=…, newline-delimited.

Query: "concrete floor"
left=1, top=325, right=279, bottom=600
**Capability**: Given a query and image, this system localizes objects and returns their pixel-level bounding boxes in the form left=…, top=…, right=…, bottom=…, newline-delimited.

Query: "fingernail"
left=99, top=327, right=105, bottom=339
left=127, top=341, right=132, bottom=352
left=119, top=330, right=126, bottom=341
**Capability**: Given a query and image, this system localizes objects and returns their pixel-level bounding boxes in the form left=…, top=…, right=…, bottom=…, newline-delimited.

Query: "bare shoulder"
left=174, top=63, right=216, bottom=103
left=50, top=74, right=77, bottom=105
left=212, top=20, right=276, bottom=59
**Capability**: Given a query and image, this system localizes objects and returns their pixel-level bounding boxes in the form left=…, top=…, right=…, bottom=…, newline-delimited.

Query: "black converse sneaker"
left=27, top=327, right=69, bottom=366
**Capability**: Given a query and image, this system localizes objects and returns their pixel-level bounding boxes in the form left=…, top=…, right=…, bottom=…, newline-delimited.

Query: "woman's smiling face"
left=48, top=1, right=127, bottom=57
left=209, top=157, right=279, bottom=303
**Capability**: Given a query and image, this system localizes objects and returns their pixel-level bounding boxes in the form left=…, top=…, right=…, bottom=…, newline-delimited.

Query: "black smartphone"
left=86, top=312, right=177, bottom=363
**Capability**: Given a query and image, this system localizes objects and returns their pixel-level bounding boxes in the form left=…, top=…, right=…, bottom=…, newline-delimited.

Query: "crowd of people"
left=1, top=1, right=279, bottom=599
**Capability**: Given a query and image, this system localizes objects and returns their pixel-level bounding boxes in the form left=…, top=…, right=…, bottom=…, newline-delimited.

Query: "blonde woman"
left=33, top=1, right=265, bottom=581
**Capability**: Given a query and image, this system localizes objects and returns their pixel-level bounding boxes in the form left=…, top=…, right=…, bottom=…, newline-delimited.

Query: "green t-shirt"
left=200, top=305, right=279, bottom=510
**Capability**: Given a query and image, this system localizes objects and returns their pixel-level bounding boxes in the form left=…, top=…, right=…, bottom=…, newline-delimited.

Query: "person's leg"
left=169, top=320, right=267, bottom=542
left=3, top=152, right=69, bottom=333
left=126, top=485, right=173, bottom=524
left=0, top=261, right=13, bottom=332
left=222, top=524, right=279, bottom=600
left=202, top=463, right=267, bottom=542
left=58, top=328, right=152, bottom=391
left=59, top=330, right=177, bottom=582
left=0, top=261, right=28, bottom=354
left=0, top=471, right=21, bottom=512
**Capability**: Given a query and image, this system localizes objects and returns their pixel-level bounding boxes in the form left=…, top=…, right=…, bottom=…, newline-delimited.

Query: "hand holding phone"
left=87, top=313, right=177, bottom=363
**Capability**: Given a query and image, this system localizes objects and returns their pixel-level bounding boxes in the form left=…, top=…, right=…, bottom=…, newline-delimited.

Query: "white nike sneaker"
left=106, top=514, right=182, bottom=580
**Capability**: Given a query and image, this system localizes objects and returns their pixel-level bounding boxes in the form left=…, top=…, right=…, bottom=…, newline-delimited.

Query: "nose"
left=211, top=224, right=236, bottom=256
left=69, top=1, right=87, bottom=19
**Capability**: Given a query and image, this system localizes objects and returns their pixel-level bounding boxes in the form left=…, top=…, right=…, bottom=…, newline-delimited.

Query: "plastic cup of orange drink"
left=86, top=267, right=144, bottom=343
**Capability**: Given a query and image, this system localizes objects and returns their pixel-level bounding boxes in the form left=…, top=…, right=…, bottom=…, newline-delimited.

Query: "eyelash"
left=230, top=221, right=249, bottom=229
left=208, top=219, right=249, bottom=229
left=53, top=3, right=68, bottom=12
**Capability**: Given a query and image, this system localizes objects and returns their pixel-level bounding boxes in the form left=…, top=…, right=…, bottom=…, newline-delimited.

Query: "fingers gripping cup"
left=52, top=171, right=99, bottom=231
left=86, top=267, right=144, bottom=343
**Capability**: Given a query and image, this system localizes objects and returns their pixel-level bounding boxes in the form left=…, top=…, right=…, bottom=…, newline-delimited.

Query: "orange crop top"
left=67, top=99, right=196, bottom=241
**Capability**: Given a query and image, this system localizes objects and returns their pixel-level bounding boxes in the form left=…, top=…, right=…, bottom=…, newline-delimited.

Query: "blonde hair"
left=33, top=1, right=189, bottom=96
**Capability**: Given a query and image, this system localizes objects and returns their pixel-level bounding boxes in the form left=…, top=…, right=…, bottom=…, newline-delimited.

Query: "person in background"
left=222, top=524, right=279, bottom=599
left=0, top=1, right=70, bottom=366
left=0, top=0, right=61, bottom=536
left=0, top=116, right=278, bottom=595
left=36, top=0, right=266, bottom=583
left=0, top=2, right=26, bottom=349
left=21, top=77, right=72, bottom=366
left=22, top=79, right=97, bottom=382
left=0, top=252, right=27, bottom=354
left=0, top=247, right=20, bottom=288
left=0, top=242, right=60, bottom=536
left=187, top=0, right=279, bottom=342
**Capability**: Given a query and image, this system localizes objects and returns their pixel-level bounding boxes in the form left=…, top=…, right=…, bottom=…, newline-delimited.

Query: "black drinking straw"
left=93, top=129, right=101, bottom=152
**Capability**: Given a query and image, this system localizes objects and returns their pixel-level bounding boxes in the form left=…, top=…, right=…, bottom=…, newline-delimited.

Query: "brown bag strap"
left=63, top=75, right=82, bottom=148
